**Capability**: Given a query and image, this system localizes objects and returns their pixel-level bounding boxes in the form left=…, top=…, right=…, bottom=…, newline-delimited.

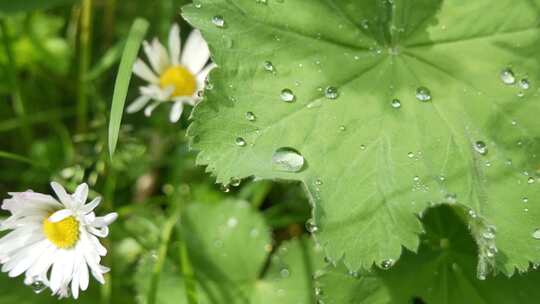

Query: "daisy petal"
left=49, top=209, right=73, bottom=223
left=196, top=63, right=217, bottom=91
left=133, top=59, right=159, bottom=83
left=127, top=95, right=152, bottom=113
left=143, top=41, right=163, bottom=74
left=50, top=182, right=73, bottom=209
left=168, top=23, right=181, bottom=66
left=152, top=38, right=170, bottom=73
left=72, top=183, right=88, bottom=209
left=169, top=101, right=184, bottom=123
left=181, top=30, right=210, bottom=74
left=144, top=102, right=161, bottom=117
left=80, top=197, right=101, bottom=214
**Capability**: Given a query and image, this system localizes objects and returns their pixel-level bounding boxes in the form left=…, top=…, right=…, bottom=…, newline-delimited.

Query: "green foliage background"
left=0, top=0, right=539, bottom=303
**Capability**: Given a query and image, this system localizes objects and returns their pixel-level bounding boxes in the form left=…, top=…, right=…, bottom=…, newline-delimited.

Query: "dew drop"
left=391, top=98, right=401, bottom=108
left=523, top=197, right=529, bottom=203
left=527, top=177, right=535, bottom=184
left=473, top=141, right=488, bottom=155
left=339, top=125, right=346, bottom=132
left=280, top=89, right=296, bottom=102
left=305, top=218, right=319, bottom=233
left=235, top=137, right=247, bottom=147
left=520, top=78, right=530, bottom=90
left=30, top=278, right=46, bottom=294
left=230, top=177, right=241, bottom=187
left=407, top=152, right=415, bottom=158
left=211, top=15, right=225, bottom=28
left=255, top=0, right=268, bottom=4
left=263, top=60, right=274, bottom=72
left=500, top=68, right=516, bottom=85
left=220, top=184, right=230, bottom=193
left=532, top=229, right=540, bottom=240
left=445, top=193, right=457, bottom=204
left=272, top=147, right=304, bottom=172
left=415, top=87, right=432, bottom=102
left=280, top=268, right=290, bottom=278
left=315, top=179, right=323, bottom=186
left=245, top=111, right=256, bottom=121
left=324, top=86, right=339, bottom=100
left=380, top=259, right=394, bottom=269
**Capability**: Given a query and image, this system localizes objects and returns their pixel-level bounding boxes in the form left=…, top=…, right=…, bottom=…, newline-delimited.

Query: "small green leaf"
left=183, top=0, right=540, bottom=274
left=108, top=18, right=149, bottom=158
left=318, top=206, right=540, bottom=304
left=135, top=199, right=321, bottom=304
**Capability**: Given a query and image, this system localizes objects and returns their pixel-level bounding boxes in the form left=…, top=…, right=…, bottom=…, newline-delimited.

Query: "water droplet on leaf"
left=212, top=15, right=225, bottom=28
left=415, top=87, right=432, bottom=102
left=235, top=137, right=247, bottom=147
left=272, top=147, right=304, bottom=172
left=324, top=86, right=339, bottom=99
left=280, top=89, right=296, bottom=102
left=500, top=68, right=516, bottom=85
left=473, top=141, right=488, bottom=155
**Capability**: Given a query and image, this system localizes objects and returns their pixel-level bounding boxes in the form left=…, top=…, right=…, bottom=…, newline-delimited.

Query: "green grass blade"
left=0, top=150, right=44, bottom=168
left=108, top=18, right=148, bottom=158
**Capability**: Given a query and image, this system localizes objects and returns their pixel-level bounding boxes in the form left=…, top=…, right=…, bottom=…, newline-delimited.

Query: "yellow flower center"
left=43, top=215, right=80, bottom=249
left=159, top=65, right=196, bottom=98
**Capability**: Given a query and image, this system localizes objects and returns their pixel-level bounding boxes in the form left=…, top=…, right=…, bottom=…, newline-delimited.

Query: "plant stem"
left=78, top=0, right=93, bottom=133
left=147, top=200, right=181, bottom=304
left=177, top=219, right=198, bottom=304
left=0, top=18, right=32, bottom=144
left=103, top=0, right=117, bottom=48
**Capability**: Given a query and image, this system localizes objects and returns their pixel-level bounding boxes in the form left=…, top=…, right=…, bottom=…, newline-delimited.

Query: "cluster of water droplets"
left=499, top=67, right=531, bottom=97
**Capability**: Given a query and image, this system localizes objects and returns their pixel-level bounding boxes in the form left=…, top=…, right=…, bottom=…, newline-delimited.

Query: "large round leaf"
left=183, top=0, right=540, bottom=274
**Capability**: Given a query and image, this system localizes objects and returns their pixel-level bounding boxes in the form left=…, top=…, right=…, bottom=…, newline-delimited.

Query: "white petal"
left=80, top=197, right=101, bottom=214
left=48, top=209, right=73, bottom=223
left=127, top=95, right=152, bottom=113
left=196, top=63, right=217, bottom=91
left=50, top=182, right=73, bottom=209
left=142, top=40, right=162, bottom=74
left=72, top=183, right=88, bottom=209
left=168, top=23, right=181, bottom=66
left=181, top=30, right=210, bottom=74
left=169, top=101, right=184, bottom=123
left=152, top=38, right=171, bottom=73
left=133, top=59, right=159, bottom=83
left=49, top=252, right=64, bottom=292
left=144, top=102, right=161, bottom=117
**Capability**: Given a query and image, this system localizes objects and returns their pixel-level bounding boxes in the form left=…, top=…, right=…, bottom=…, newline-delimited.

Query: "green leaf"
left=0, top=0, right=76, bottom=14
left=317, top=206, right=540, bottom=304
left=135, top=200, right=321, bottom=304
left=108, top=18, right=149, bottom=158
left=183, top=0, right=540, bottom=274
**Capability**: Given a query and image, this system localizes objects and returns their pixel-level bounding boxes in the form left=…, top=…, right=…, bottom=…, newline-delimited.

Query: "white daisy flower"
left=128, top=23, right=216, bottom=123
left=0, top=182, right=117, bottom=299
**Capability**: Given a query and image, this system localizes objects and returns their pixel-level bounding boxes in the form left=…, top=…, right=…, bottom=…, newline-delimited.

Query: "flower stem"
left=77, top=0, right=93, bottom=133
left=0, top=18, right=32, bottom=144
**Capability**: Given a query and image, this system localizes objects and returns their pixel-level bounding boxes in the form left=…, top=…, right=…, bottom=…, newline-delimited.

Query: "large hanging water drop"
left=30, top=278, right=47, bottom=294
left=272, top=147, right=304, bottom=172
